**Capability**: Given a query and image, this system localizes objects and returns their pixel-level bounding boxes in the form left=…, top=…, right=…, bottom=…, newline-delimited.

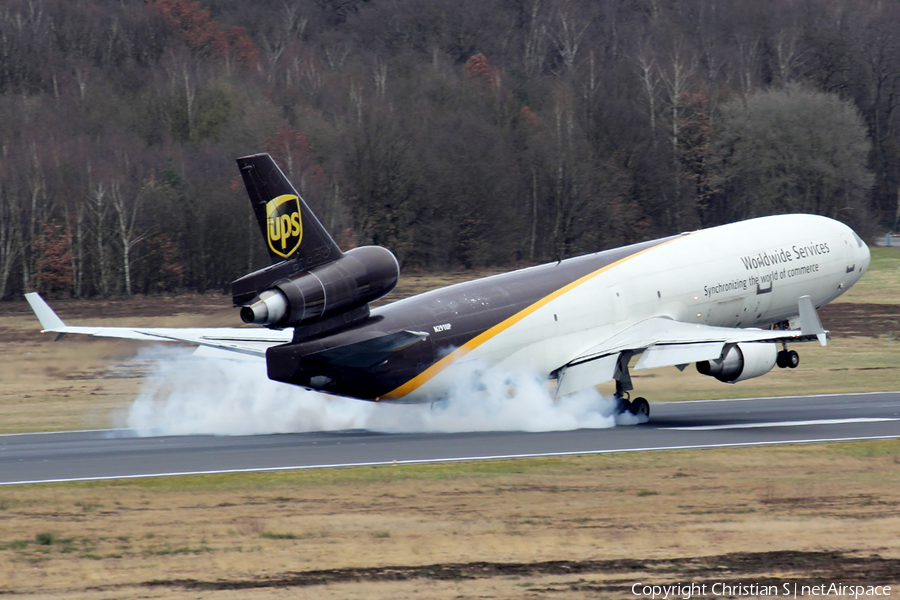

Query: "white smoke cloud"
left=123, top=347, right=646, bottom=436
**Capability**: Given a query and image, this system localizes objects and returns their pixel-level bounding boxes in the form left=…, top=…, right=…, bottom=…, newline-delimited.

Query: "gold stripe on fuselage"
left=379, top=237, right=683, bottom=400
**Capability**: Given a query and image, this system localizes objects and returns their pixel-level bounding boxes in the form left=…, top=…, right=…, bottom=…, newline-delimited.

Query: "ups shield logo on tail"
left=266, top=195, right=303, bottom=258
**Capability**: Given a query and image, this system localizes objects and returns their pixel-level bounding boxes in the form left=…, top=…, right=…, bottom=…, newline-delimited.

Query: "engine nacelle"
left=696, top=343, right=777, bottom=383
left=239, top=246, right=399, bottom=328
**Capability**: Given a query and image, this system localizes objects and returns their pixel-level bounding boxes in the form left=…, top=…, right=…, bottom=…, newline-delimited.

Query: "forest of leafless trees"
left=0, top=0, right=895, bottom=299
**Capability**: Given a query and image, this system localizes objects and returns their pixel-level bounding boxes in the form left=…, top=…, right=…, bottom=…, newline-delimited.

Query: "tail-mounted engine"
left=231, top=153, right=399, bottom=334
left=232, top=245, right=399, bottom=329
left=696, top=343, right=777, bottom=383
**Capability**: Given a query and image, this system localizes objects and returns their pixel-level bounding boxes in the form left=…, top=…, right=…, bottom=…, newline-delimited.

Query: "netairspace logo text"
left=631, top=582, right=892, bottom=600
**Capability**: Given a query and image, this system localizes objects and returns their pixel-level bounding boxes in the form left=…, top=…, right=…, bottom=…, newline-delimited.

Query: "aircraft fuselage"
left=266, top=214, right=870, bottom=403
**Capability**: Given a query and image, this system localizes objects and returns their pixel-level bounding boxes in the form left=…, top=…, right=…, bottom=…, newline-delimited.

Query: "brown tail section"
left=237, top=153, right=342, bottom=269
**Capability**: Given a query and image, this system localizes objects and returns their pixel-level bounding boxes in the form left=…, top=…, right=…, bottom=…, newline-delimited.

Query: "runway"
left=2, top=391, right=899, bottom=486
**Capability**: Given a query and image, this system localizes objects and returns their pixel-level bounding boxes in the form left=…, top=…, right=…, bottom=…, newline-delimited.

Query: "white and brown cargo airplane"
left=26, top=154, right=871, bottom=419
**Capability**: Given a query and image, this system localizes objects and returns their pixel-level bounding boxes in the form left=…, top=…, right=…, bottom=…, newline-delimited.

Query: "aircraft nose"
left=858, top=237, right=871, bottom=275
left=845, top=224, right=871, bottom=276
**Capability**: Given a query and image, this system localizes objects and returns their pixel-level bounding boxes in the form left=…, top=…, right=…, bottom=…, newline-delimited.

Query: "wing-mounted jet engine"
left=230, top=154, right=399, bottom=336
left=695, top=342, right=778, bottom=383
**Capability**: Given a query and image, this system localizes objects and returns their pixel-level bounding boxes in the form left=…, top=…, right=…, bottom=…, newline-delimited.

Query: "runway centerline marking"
left=662, top=417, right=899, bottom=431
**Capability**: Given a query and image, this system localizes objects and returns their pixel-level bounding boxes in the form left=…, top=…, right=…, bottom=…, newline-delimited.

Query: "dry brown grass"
left=1, top=442, right=899, bottom=598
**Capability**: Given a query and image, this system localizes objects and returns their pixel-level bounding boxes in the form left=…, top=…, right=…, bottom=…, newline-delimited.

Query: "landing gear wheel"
left=776, top=350, right=788, bottom=369
left=787, top=350, right=799, bottom=369
left=615, top=393, right=631, bottom=414
left=777, top=349, right=800, bottom=369
left=629, top=397, right=650, bottom=418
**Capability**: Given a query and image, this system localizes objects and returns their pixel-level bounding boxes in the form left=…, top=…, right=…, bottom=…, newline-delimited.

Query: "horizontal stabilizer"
left=24, top=292, right=66, bottom=332
left=25, top=292, right=292, bottom=357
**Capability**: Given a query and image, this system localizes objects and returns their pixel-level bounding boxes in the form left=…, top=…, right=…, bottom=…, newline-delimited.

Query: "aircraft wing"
left=555, top=296, right=828, bottom=397
left=25, top=292, right=291, bottom=358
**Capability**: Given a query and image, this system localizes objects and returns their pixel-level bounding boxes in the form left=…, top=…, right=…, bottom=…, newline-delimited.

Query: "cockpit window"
left=852, top=232, right=864, bottom=247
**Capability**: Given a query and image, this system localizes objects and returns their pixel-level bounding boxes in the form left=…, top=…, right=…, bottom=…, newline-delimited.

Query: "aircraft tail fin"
left=237, top=153, right=342, bottom=269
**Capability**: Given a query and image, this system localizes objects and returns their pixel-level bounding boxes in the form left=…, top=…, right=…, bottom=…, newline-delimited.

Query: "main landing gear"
left=613, top=353, right=650, bottom=420
left=776, top=344, right=799, bottom=369
left=771, top=323, right=800, bottom=369
left=615, top=391, right=650, bottom=418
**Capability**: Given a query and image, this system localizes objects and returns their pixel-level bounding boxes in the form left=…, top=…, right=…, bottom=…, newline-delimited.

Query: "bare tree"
left=660, top=44, right=696, bottom=149
left=734, top=34, right=761, bottom=93
left=772, top=29, right=805, bottom=87
left=373, top=58, right=387, bottom=99
left=18, top=141, right=49, bottom=292
left=635, top=49, right=661, bottom=146
left=0, top=164, right=20, bottom=299
left=658, top=43, right=697, bottom=228
left=261, top=1, right=307, bottom=86
left=694, top=0, right=728, bottom=114
left=281, top=1, right=308, bottom=40
left=323, top=43, right=351, bottom=71
left=110, top=177, right=149, bottom=297
left=550, top=93, right=595, bottom=258
left=88, top=179, right=112, bottom=297
left=349, top=82, right=363, bottom=124
left=553, top=9, right=588, bottom=74
left=180, top=64, right=196, bottom=142
left=300, top=57, right=323, bottom=94
left=74, top=63, right=90, bottom=103
left=262, top=35, right=286, bottom=85
left=62, top=194, right=86, bottom=298
left=523, top=0, right=549, bottom=77
left=600, top=0, right=621, bottom=60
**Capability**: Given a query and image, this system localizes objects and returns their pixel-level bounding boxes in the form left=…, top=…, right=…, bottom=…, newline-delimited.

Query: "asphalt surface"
left=1, top=391, right=898, bottom=486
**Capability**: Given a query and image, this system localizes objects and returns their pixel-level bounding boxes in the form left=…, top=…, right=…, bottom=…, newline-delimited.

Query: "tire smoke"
left=124, top=348, right=643, bottom=436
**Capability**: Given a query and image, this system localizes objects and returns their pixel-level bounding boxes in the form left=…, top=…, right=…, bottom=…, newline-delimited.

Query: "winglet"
left=24, top=292, right=68, bottom=336
left=798, top=295, right=827, bottom=346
